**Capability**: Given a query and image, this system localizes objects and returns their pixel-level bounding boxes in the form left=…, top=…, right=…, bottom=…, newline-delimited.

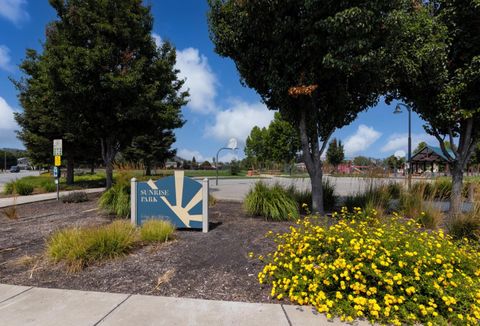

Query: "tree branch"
left=432, top=127, right=454, bottom=161
left=447, top=127, right=459, bottom=157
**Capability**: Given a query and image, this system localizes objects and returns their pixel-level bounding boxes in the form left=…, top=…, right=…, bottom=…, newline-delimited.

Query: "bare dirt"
left=0, top=195, right=292, bottom=303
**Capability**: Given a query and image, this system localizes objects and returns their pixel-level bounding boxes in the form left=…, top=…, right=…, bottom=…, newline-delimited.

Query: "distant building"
left=410, top=145, right=454, bottom=176
left=165, top=156, right=185, bottom=169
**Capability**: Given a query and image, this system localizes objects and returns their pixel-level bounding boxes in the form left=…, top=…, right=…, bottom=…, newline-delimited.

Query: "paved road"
left=0, top=284, right=369, bottom=326
left=0, top=170, right=40, bottom=190
left=209, top=176, right=407, bottom=202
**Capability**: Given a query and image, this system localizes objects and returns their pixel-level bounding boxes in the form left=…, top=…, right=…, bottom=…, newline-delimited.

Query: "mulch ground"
left=0, top=195, right=293, bottom=303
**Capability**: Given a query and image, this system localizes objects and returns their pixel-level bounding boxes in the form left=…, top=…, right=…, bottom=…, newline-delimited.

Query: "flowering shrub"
left=258, top=208, right=480, bottom=325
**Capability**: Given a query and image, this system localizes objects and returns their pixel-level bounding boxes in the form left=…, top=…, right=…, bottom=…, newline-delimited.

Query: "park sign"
left=131, top=171, right=209, bottom=232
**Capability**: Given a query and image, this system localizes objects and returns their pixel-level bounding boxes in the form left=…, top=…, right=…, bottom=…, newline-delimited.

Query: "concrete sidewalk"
left=0, top=284, right=368, bottom=326
left=0, top=188, right=105, bottom=208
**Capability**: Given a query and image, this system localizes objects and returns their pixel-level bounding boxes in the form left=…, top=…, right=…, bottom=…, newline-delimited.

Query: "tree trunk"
left=105, top=160, right=114, bottom=189
left=310, top=167, right=324, bottom=213
left=66, top=158, right=74, bottom=185
left=449, top=162, right=464, bottom=218
left=90, top=161, right=95, bottom=174
left=145, top=161, right=152, bottom=176
left=298, top=109, right=327, bottom=215
left=101, top=138, right=117, bottom=189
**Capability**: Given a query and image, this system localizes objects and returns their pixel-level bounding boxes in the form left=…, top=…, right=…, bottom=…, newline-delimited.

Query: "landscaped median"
left=256, top=208, right=480, bottom=325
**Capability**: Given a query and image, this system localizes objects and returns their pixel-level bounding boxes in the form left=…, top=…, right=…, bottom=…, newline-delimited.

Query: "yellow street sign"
left=54, top=155, right=61, bottom=167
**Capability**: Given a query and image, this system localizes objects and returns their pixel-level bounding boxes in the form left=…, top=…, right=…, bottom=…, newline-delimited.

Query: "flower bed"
left=258, top=209, right=480, bottom=325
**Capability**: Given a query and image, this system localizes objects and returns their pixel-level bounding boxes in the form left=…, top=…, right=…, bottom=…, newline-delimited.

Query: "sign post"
left=53, top=139, right=62, bottom=201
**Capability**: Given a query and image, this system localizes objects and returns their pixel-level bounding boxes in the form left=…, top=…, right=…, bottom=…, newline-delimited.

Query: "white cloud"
left=152, top=33, right=162, bottom=48
left=0, top=0, right=29, bottom=25
left=177, top=148, right=206, bottom=162
left=205, top=100, right=274, bottom=144
left=381, top=133, right=437, bottom=154
left=176, top=47, right=217, bottom=114
left=0, top=97, right=21, bottom=147
left=0, top=97, right=17, bottom=129
left=344, top=125, right=382, bottom=156
left=0, top=45, right=14, bottom=72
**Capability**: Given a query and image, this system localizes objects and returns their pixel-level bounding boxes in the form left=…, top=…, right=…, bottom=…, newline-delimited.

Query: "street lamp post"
left=393, top=103, right=412, bottom=189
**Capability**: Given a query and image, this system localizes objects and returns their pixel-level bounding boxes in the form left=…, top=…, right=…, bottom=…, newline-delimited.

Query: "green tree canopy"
left=326, top=138, right=345, bottom=169
left=245, top=126, right=269, bottom=169
left=353, top=156, right=372, bottom=167
left=413, top=141, right=427, bottom=154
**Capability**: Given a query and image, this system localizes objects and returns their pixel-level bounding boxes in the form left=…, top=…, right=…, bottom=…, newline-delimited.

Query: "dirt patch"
left=0, top=195, right=291, bottom=303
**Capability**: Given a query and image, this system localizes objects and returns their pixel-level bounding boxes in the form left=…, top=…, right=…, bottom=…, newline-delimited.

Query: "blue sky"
left=0, top=0, right=437, bottom=161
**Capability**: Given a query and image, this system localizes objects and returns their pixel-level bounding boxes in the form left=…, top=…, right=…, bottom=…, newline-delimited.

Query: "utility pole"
left=3, top=150, right=6, bottom=173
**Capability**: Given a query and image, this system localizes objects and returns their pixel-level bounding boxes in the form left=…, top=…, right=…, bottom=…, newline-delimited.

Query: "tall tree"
left=208, top=0, right=407, bottom=213
left=326, top=138, right=345, bottom=170
left=245, top=126, right=269, bottom=169
left=386, top=0, right=480, bottom=217
left=266, top=112, right=301, bottom=164
left=13, top=49, right=98, bottom=185
left=123, top=131, right=178, bottom=176
left=16, top=0, right=187, bottom=188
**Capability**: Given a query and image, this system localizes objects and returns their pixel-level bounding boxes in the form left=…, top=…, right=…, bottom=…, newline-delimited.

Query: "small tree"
left=326, top=138, right=345, bottom=171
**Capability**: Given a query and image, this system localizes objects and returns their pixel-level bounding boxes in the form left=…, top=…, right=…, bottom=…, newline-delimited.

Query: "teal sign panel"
left=135, top=171, right=204, bottom=229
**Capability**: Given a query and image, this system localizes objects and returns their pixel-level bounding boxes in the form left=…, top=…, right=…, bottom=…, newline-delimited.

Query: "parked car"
left=10, top=166, right=20, bottom=173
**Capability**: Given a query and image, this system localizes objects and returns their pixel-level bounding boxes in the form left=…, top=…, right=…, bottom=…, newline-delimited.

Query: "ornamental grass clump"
left=244, top=182, right=299, bottom=220
left=258, top=208, right=480, bottom=325
left=47, top=220, right=136, bottom=271
left=140, top=219, right=175, bottom=243
left=99, top=180, right=130, bottom=217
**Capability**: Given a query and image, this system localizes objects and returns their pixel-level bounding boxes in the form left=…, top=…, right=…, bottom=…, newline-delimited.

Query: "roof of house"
left=411, top=145, right=454, bottom=163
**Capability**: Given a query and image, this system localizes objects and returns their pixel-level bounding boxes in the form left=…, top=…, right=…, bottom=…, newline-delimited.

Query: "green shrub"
left=42, top=180, right=56, bottom=192
left=3, top=181, right=14, bottom=195
left=14, top=181, right=34, bottom=196
left=140, top=219, right=175, bottom=242
left=258, top=209, right=480, bottom=325
left=99, top=180, right=130, bottom=217
left=62, top=192, right=89, bottom=203
left=3, top=180, right=34, bottom=196
left=244, top=182, right=299, bottom=220
left=46, top=220, right=137, bottom=271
